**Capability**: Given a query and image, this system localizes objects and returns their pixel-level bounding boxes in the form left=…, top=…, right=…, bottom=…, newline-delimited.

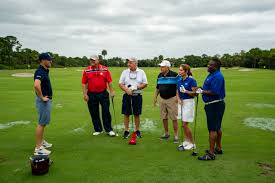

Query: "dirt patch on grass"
left=0, top=121, right=31, bottom=130
left=258, top=162, right=275, bottom=176
left=243, top=118, right=275, bottom=132
left=114, top=118, right=157, bottom=131
left=11, top=73, right=33, bottom=77
left=246, top=103, right=275, bottom=109
left=238, top=68, right=255, bottom=72
left=55, top=103, right=63, bottom=108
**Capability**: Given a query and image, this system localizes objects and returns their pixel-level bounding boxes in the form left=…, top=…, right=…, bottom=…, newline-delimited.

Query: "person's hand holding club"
left=179, top=85, right=186, bottom=93
left=129, top=85, right=137, bottom=91
left=83, top=94, right=89, bottom=102
left=110, top=91, right=115, bottom=97
left=196, top=88, right=204, bottom=94
left=126, top=85, right=133, bottom=95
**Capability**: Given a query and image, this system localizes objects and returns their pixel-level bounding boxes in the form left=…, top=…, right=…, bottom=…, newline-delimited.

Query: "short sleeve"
left=191, top=79, right=197, bottom=88
left=106, top=69, right=112, bottom=83
left=142, top=70, right=148, bottom=84
left=210, top=76, right=224, bottom=95
left=156, top=74, right=160, bottom=89
left=34, top=70, right=43, bottom=81
left=119, top=70, right=126, bottom=84
left=81, top=71, right=87, bottom=84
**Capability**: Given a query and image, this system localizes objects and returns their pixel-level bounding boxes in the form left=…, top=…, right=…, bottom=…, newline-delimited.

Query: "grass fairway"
left=0, top=67, right=274, bottom=183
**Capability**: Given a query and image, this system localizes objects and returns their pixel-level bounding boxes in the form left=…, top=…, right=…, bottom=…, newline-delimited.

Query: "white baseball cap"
left=90, top=55, right=99, bottom=60
left=158, top=60, right=171, bottom=67
left=126, top=57, right=138, bottom=63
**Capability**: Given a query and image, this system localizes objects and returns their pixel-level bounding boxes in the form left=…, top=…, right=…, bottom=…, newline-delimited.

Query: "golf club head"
left=191, top=151, right=198, bottom=156
left=129, top=132, right=136, bottom=145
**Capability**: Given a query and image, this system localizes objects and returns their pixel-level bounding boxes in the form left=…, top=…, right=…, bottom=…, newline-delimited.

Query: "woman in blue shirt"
left=177, top=64, right=198, bottom=151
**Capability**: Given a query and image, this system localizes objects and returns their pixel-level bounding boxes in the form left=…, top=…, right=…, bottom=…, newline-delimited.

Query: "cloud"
left=0, top=0, right=275, bottom=58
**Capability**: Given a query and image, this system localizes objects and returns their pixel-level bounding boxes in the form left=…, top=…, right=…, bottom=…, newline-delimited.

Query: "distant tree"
left=0, top=36, right=22, bottom=68
left=158, top=55, right=164, bottom=61
left=102, top=49, right=107, bottom=59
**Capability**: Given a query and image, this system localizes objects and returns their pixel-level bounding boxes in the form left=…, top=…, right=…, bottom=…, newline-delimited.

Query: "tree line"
left=0, top=36, right=275, bottom=69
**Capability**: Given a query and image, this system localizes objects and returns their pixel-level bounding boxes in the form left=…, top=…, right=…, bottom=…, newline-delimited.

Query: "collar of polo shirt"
left=127, top=68, right=140, bottom=72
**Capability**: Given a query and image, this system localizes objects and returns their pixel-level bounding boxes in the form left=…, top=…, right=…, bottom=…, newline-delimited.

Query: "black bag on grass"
left=30, top=155, right=52, bottom=175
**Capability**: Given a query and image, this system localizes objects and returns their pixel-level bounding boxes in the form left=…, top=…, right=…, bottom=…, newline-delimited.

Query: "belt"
left=46, top=96, right=52, bottom=99
left=125, top=93, right=141, bottom=96
left=88, top=90, right=106, bottom=94
left=205, top=99, right=223, bottom=105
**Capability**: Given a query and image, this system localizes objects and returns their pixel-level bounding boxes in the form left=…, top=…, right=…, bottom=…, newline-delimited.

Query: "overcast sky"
left=0, top=0, right=275, bottom=59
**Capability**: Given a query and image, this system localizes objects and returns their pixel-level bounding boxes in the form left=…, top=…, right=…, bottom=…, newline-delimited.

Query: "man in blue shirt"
left=197, top=57, right=226, bottom=161
left=33, top=53, right=53, bottom=155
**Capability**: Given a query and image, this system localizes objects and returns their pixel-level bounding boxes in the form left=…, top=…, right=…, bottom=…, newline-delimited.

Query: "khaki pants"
left=159, top=96, right=178, bottom=120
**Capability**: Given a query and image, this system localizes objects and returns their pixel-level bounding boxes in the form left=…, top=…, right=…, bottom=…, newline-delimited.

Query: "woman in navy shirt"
left=177, top=64, right=198, bottom=151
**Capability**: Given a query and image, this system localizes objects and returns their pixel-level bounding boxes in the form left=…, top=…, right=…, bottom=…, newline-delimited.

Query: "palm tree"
left=158, top=55, right=163, bottom=61
left=101, top=49, right=107, bottom=59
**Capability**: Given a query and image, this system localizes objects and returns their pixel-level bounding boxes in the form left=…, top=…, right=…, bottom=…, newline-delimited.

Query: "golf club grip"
left=130, top=96, right=134, bottom=131
left=111, top=97, right=118, bottom=133
left=193, top=96, right=199, bottom=144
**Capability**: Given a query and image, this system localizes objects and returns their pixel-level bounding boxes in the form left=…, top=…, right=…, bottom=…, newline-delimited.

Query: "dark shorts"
left=122, top=93, right=142, bottom=115
left=204, top=101, right=225, bottom=131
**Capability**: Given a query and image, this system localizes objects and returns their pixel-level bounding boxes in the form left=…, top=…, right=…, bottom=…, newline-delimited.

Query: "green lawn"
left=0, top=67, right=274, bottom=183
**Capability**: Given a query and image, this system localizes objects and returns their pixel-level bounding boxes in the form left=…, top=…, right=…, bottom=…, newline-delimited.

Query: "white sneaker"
left=108, top=131, right=116, bottom=137
left=184, top=143, right=196, bottom=150
left=181, top=141, right=190, bottom=147
left=178, top=140, right=190, bottom=147
left=34, top=146, right=51, bottom=155
left=42, top=140, right=52, bottom=148
left=92, top=131, right=102, bottom=136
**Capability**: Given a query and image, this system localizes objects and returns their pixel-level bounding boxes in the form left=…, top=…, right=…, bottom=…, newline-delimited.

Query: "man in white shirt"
left=119, top=57, right=148, bottom=138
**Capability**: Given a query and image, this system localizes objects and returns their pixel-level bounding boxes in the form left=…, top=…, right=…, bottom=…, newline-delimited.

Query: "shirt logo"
left=100, top=72, right=103, bottom=75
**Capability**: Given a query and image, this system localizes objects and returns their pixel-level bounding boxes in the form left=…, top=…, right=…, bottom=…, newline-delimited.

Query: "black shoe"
left=123, top=131, right=130, bottom=139
left=136, top=130, right=142, bottom=138
left=198, top=153, right=215, bottom=161
left=160, top=134, right=170, bottom=140
left=214, top=148, right=223, bottom=154
left=205, top=148, right=223, bottom=155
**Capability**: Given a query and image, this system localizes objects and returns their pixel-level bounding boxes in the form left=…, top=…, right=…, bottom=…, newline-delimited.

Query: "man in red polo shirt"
left=82, top=55, right=116, bottom=136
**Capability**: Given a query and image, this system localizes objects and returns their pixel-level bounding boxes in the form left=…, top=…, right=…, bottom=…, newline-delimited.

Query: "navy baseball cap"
left=39, top=52, right=52, bottom=61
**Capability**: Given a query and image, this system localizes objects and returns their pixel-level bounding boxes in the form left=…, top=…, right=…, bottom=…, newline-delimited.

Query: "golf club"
left=130, top=96, right=134, bottom=131
left=180, top=102, right=184, bottom=143
left=128, top=93, right=137, bottom=145
left=177, top=101, right=185, bottom=151
left=111, top=96, right=119, bottom=136
left=128, top=85, right=134, bottom=131
left=191, top=95, right=199, bottom=156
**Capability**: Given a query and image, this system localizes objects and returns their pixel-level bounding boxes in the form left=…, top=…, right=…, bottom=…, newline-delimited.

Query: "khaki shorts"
left=159, top=96, right=178, bottom=120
